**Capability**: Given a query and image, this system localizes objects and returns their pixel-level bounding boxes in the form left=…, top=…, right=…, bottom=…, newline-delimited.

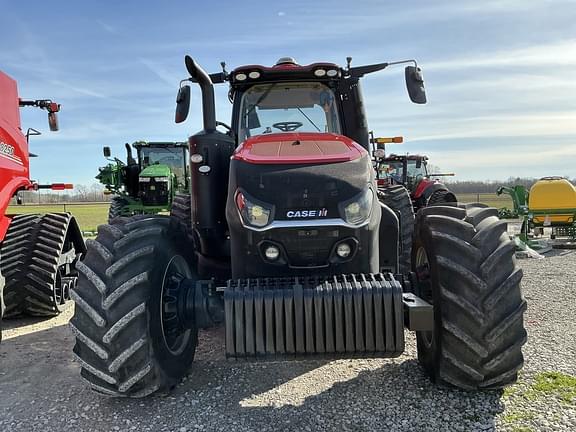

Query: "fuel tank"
left=529, top=177, right=576, bottom=224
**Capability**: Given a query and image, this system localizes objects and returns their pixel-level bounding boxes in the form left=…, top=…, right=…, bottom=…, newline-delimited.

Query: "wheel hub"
left=415, top=246, right=434, bottom=347
left=161, top=256, right=192, bottom=355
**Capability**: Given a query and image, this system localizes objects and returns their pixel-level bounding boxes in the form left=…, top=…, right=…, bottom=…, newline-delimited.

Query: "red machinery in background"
left=0, top=70, right=85, bottom=341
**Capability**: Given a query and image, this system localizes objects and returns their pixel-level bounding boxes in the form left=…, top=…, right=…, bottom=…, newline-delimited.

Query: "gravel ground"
left=0, top=250, right=575, bottom=432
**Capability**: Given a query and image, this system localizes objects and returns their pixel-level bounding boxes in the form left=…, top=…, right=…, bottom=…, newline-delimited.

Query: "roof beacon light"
left=276, top=57, right=297, bottom=65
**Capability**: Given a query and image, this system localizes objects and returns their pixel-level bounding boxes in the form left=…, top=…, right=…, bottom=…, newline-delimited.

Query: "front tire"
left=108, top=197, right=129, bottom=221
left=70, top=216, right=198, bottom=397
left=427, top=189, right=457, bottom=207
left=413, top=204, right=526, bottom=390
left=378, top=185, right=414, bottom=274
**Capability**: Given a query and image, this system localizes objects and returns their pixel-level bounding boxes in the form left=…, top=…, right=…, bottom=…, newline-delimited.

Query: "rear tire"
left=71, top=216, right=198, bottom=397
left=1, top=213, right=80, bottom=317
left=413, top=204, right=526, bottom=390
left=170, top=192, right=197, bottom=248
left=427, top=190, right=458, bottom=206
left=108, top=197, right=129, bottom=221
left=378, top=185, right=414, bottom=274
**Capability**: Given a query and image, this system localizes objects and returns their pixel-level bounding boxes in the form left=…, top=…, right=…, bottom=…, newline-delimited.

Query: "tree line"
left=443, top=177, right=576, bottom=194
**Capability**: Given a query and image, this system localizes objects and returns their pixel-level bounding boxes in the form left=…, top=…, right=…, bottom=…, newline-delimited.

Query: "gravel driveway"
left=1, top=251, right=575, bottom=432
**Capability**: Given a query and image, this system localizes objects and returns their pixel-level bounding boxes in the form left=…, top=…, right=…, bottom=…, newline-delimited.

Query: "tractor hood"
left=232, top=132, right=366, bottom=165
left=139, top=164, right=171, bottom=178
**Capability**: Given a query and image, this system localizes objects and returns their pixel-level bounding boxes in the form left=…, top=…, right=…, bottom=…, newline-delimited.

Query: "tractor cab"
left=174, top=56, right=427, bottom=276
left=378, top=154, right=429, bottom=191
left=134, top=142, right=189, bottom=190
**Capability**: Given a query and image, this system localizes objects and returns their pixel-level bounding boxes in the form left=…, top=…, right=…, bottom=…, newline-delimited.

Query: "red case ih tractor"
left=372, top=148, right=457, bottom=273
left=0, top=71, right=86, bottom=341
left=71, top=56, right=526, bottom=397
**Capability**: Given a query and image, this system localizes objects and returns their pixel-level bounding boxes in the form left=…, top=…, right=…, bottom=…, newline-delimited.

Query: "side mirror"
left=48, top=112, right=59, bottom=131
left=416, top=159, right=422, bottom=169
left=175, top=85, right=191, bottom=123
left=405, top=66, right=427, bottom=104
left=103, top=146, right=111, bottom=158
left=247, top=108, right=261, bottom=129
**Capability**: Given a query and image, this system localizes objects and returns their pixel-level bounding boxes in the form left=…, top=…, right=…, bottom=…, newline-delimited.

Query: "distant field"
left=6, top=203, right=109, bottom=233
left=457, top=193, right=512, bottom=209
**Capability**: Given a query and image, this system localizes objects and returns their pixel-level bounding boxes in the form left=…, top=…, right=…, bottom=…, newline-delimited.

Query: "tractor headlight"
left=153, top=177, right=169, bottom=182
left=235, top=190, right=272, bottom=228
left=139, top=177, right=151, bottom=182
left=341, top=187, right=374, bottom=225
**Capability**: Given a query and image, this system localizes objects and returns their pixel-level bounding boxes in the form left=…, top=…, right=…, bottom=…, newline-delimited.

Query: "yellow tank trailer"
left=527, top=177, right=576, bottom=239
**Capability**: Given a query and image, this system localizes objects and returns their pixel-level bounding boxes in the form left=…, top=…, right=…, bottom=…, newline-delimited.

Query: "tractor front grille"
left=140, top=179, right=169, bottom=206
left=274, top=228, right=338, bottom=267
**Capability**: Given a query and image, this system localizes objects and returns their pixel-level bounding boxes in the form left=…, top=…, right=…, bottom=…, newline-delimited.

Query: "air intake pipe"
left=185, top=55, right=216, bottom=132
left=125, top=143, right=136, bottom=165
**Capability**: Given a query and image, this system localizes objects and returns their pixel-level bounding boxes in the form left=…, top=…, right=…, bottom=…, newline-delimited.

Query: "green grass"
left=7, top=203, right=109, bottom=233
left=457, top=193, right=513, bottom=209
left=503, top=411, right=535, bottom=423
left=527, top=371, right=576, bottom=403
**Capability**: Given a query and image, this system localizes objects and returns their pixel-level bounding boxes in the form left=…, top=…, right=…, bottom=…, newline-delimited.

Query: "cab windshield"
left=238, top=82, right=341, bottom=143
left=139, top=147, right=188, bottom=187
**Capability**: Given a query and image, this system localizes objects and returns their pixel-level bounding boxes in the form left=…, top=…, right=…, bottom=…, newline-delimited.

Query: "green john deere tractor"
left=96, top=141, right=189, bottom=221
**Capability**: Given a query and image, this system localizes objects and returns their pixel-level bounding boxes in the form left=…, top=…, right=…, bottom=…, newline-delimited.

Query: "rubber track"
left=1, top=213, right=77, bottom=317
left=378, top=185, right=414, bottom=274
left=70, top=216, right=194, bottom=397
left=419, top=205, right=526, bottom=389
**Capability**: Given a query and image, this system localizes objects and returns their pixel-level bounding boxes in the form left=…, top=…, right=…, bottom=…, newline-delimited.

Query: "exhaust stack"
left=185, top=56, right=216, bottom=132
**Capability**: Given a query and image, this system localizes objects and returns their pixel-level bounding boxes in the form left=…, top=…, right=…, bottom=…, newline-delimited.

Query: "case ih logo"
left=286, top=208, right=328, bottom=218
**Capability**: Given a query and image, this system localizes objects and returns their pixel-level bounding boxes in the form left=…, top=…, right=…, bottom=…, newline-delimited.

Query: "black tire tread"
left=108, top=197, right=129, bottom=222
left=416, top=204, right=526, bottom=390
left=70, top=216, right=196, bottom=397
left=378, top=185, right=414, bottom=273
left=427, top=189, right=458, bottom=206
left=1, top=213, right=78, bottom=317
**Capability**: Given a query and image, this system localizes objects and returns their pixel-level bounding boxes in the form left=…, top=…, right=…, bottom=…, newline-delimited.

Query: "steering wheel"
left=155, top=156, right=176, bottom=165
left=272, top=121, right=303, bottom=132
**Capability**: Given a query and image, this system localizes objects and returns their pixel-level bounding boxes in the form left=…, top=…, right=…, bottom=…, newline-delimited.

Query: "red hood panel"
left=233, top=133, right=366, bottom=164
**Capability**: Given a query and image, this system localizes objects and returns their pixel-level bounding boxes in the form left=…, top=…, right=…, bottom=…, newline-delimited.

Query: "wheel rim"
left=160, top=255, right=192, bottom=355
left=415, top=246, right=434, bottom=348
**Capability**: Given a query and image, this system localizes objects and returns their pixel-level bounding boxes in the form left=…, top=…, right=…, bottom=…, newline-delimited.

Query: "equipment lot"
left=1, top=251, right=574, bottom=432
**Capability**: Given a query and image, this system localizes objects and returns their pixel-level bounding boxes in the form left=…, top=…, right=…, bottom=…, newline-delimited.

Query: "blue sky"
left=1, top=0, right=575, bottom=186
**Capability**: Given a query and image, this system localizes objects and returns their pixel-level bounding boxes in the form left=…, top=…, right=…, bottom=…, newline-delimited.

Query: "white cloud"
left=95, top=20, right=118, bottom=35
left=427, top=39, right=576, bottom=70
